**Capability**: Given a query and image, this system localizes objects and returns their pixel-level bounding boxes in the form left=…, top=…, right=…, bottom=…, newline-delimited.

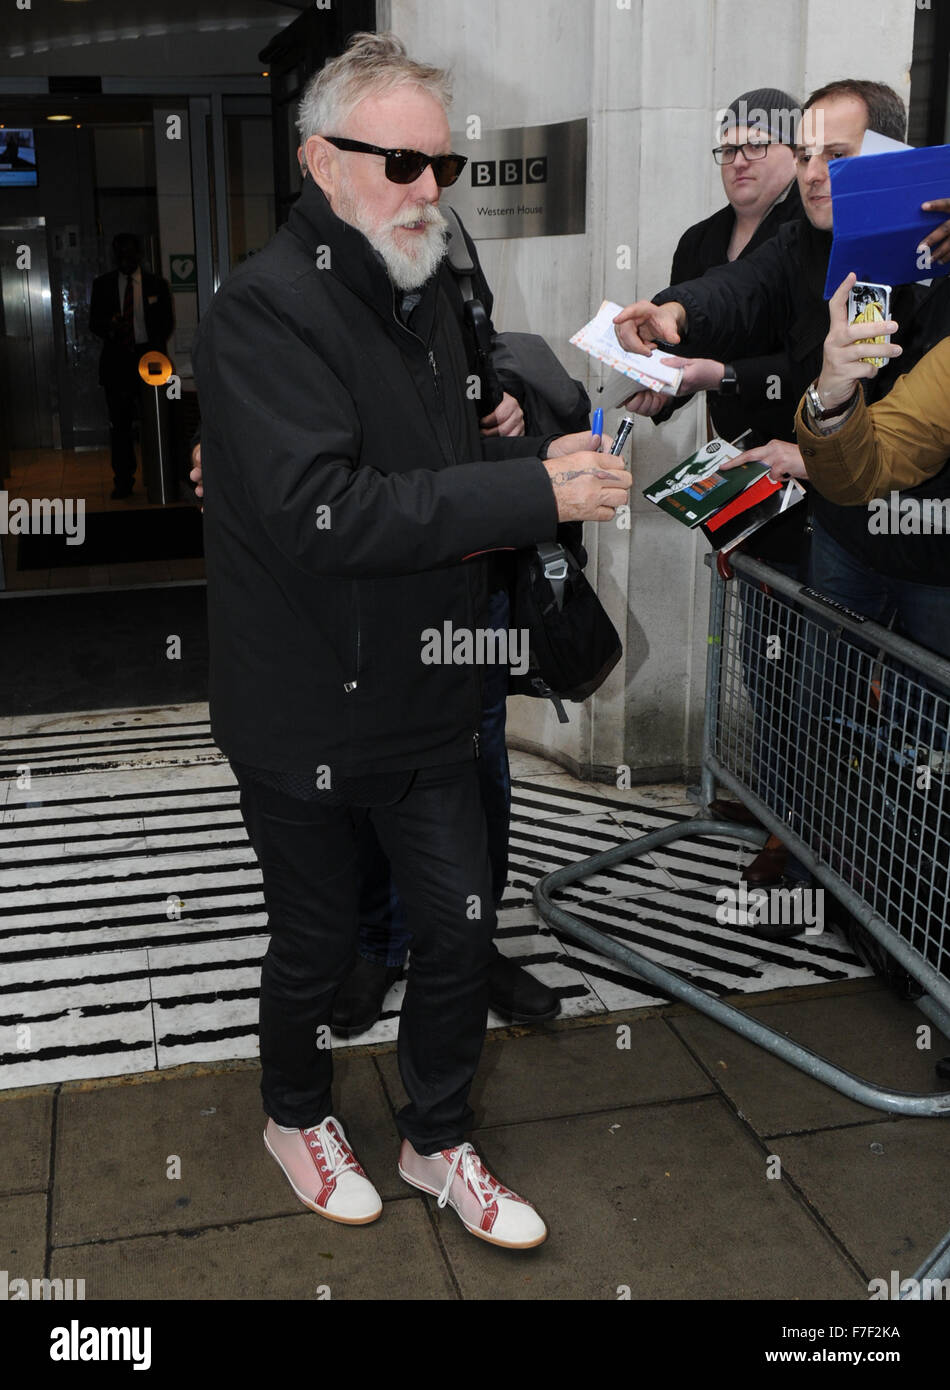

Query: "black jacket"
left=658, top=181, right=805, bottom=446
left=89, top=268, right=174, bottom=387
left=192, top=179, right=559, bottom=775
left=655, top=218, right=949, bottom=585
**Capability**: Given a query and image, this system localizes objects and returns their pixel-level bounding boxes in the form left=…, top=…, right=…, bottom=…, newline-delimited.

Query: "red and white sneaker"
left=398, top=1139, right=547, bottom=1249
left=264, top=1116, right=382, bottom=1225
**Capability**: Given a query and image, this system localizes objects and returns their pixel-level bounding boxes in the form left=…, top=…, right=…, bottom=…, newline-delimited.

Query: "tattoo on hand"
left=550, top=468, right=598, bottom=485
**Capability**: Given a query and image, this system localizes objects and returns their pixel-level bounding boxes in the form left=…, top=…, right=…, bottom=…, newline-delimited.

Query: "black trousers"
left=234, top=759, right=495, bottom=1153
left=102, top=348, right=148, bottom=487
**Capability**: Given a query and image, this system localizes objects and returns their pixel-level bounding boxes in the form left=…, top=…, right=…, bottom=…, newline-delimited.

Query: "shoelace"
left=436, top=1143, right=500, bottom=1212
left=303, top=1120, right=358, bottom=1180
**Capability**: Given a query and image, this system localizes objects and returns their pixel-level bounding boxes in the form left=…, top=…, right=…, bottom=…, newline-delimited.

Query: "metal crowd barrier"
left=534, top=550, right=950, bottom=1296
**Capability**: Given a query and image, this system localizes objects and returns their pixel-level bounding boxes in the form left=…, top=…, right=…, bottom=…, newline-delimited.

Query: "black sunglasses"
left=323, top=136, right=468, bottom=187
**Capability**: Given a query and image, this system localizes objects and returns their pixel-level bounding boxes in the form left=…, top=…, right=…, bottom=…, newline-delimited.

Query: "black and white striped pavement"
left=0, top=704, right=870, bottom=1090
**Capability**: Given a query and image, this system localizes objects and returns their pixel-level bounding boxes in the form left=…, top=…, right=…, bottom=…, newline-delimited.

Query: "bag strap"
left=442, top=205, right=476, bottom=304
left=441, top=206, right=503, bottom=412
left=535, top=540, right=570, bottom=612
left=445, top=213, right=573, bottom=612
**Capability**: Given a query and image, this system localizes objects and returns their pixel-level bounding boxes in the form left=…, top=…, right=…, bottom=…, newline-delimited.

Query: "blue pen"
left=592, top=407, right=604, bottom=450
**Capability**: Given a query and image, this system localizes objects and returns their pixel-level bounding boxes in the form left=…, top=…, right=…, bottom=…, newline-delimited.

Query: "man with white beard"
left=193, top=32, right=631, bottom=1248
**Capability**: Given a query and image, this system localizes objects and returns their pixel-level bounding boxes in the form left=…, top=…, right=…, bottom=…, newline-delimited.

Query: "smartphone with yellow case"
left=847, top=281, right=892, bottom=368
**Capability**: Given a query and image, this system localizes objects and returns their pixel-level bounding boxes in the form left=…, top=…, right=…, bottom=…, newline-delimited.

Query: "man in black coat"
left=636, top=86, right=804, bottom=449
left=192, top=32, right=630, bottom=1246
left=89, top=234, right=174, bottom=498
left=628, top=87, right=809, bottom=894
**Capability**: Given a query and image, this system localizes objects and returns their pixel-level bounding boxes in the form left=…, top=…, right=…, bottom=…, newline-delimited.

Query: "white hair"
left=296, top=31, right=452, bottom=142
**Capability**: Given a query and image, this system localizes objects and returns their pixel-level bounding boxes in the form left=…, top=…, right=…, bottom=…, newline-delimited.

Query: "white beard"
left=336, top=185, right=448, bottom=290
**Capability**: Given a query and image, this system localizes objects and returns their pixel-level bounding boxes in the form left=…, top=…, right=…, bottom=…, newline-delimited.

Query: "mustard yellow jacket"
left=795, top=336, right=950, bottom=504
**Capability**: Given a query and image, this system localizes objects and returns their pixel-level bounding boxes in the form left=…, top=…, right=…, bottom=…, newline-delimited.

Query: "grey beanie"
left=720, top=88, right=802, bottom=144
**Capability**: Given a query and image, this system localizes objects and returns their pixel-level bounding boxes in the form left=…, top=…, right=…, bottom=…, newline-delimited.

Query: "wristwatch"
left=805, top=380, right=858, bottom=421
left=718, top=364, right=738, bottom=395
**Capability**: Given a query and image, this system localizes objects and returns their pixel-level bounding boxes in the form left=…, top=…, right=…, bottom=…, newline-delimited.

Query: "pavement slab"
left=670, top=986, right=950, bottom=1136
left=51, top=1056, right=401, bottom=1247
left=49, top=1197, right=457, bottom=1300
left=0, top=1091, right=53, bottom=1194
left=377, top=1016, right=715, bottom=1129
left=0, top=1192, right=48, bottom=1288
left=430, top=1099, right=867, bottom=1301
left=773, top=1117, right=950, bottom=1286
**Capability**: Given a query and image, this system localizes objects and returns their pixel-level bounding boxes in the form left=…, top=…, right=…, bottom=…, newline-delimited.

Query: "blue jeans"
left=809, top=522, right=950, bottom=661
left=358, top=587, right=512, bottom=967
left=808, top=522, right=950, bottom=750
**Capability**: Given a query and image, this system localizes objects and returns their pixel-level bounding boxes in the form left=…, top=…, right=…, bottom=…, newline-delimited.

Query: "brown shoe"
left=708, top=798, right=764, bottom=830
left=742, top=834, right=787, bottom=887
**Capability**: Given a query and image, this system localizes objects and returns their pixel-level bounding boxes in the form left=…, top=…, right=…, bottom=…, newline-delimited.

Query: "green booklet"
left=643, top=437, right=769, bottom=528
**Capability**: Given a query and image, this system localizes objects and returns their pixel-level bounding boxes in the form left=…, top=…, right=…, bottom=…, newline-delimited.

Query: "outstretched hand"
left=660, top=356, right=725, bottom=394
left=720, top=439, right=808, bottom=482
left=613, top=299, right=686, bottom=356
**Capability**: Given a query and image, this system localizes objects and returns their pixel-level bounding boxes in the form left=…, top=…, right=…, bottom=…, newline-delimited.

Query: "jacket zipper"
left=391, top=286, right=449, bottom=430
left=427, top=348, right=442, bottom=397
left=344, top=586, right=360, bottom=692
left=391, top=284, right=478, bottom=749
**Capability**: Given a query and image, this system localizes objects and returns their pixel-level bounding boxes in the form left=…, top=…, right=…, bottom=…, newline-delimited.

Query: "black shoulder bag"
left=443, top=207, right=622, bottom=722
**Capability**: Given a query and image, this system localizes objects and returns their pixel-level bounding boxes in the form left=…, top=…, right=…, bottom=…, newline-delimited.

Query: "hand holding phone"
left=814, top=273, right=902, bottom=411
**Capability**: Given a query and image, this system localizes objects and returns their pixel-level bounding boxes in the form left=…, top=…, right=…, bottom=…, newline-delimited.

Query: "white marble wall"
left=384, top=0, right=917, bottom=783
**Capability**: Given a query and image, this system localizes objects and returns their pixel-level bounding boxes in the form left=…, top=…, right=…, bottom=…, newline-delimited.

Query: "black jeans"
left=234, top=759, right=495, bottom=1153
left=103, top=351, right=148, bottom=487
left=357, top=588, right=513, bottom=965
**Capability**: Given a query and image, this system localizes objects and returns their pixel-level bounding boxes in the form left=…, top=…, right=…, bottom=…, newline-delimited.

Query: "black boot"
left=330, top=956, right=402, bottom=1038
left=489, top=948, right=560, bottom=1024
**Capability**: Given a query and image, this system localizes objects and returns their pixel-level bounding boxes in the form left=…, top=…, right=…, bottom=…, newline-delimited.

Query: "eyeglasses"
left=323, top=136, right=468, bottom=187
left=711, top=140, right=774, bottom=165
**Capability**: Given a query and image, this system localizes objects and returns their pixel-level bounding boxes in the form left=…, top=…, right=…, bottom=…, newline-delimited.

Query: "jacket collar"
left=799, top=216, right=833, bottom=286
left=287, top=177, right=443, bottom=338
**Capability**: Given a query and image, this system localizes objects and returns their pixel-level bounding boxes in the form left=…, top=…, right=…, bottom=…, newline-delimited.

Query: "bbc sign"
left=446, top=118, right=586, bottom=239
left=470, top=157, right=548, bottom=187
